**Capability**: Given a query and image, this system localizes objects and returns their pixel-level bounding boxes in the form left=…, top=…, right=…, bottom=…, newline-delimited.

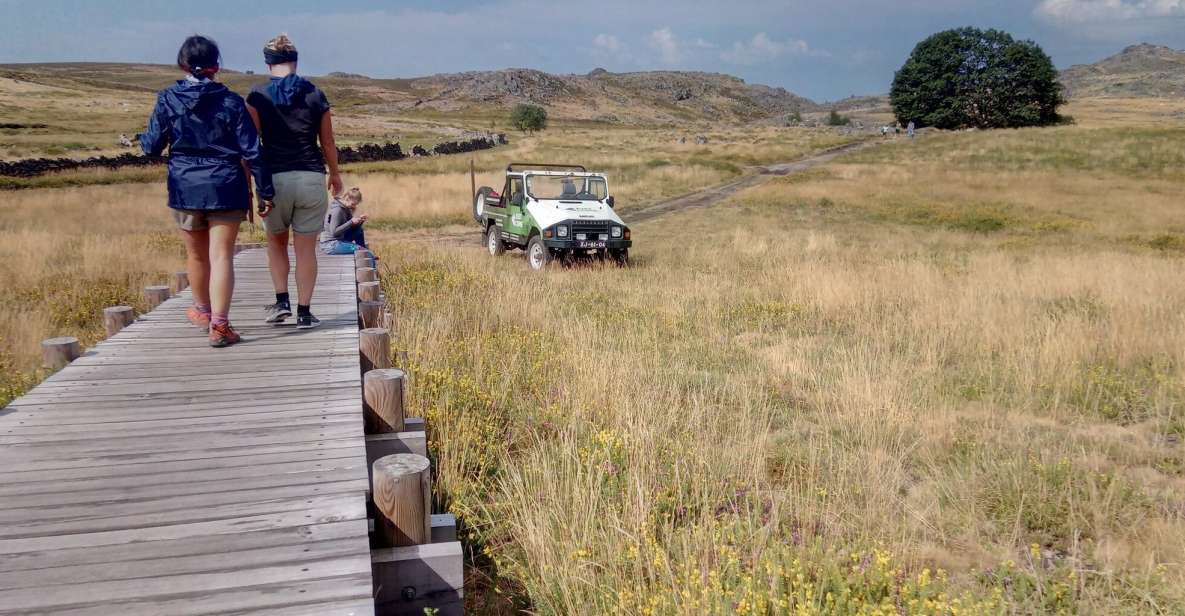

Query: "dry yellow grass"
left=0, top=125, right=851, bottom=403
left=373, top=113, right=1185, bottom=614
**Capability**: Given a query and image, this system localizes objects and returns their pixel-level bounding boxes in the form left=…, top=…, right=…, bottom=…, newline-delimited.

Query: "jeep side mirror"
left=606, top=195, right=616, bottom=208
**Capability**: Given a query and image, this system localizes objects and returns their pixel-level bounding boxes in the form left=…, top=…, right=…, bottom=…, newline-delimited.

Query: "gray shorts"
left=266, top=171, right=329, bottom=236
left=173, top=208, right=248, bottom=231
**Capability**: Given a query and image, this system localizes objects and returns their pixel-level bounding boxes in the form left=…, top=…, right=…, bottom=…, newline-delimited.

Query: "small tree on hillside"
left=827, top=109, right=851, bottom=126
left=510, top=103, right=548, bottom=133
left=891, top=27, right=1064, bottom=129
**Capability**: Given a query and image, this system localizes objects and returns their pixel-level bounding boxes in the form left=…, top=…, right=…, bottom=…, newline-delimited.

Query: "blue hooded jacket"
left=141, top=80, right=274, bottom=210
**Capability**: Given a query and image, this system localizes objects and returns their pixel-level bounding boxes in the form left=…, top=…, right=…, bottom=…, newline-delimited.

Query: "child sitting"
left=321, top=187, right=368, bottom=254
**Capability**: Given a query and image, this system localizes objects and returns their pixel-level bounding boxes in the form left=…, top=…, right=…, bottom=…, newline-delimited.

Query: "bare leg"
left=267, top=230, right=290, bottom=295
left=181, top=229, right=211, bottom=307
left=294, top=233, right=319, bottom=306
left=207, top=221, right=240, bottom=318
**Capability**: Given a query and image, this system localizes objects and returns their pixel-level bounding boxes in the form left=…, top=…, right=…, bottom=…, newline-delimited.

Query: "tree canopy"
left=890, top=27, right=1064, bottom=129
left=510, top=103, right=548, bottom=133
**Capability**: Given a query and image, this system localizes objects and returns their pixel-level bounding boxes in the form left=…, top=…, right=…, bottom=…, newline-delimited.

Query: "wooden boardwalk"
left=0, top=249, right=375, bottom=615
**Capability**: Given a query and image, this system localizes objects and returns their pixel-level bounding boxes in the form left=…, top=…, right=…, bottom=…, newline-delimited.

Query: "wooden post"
left=372, top=454, right=432, bottom=547
left=382, top=309, right=395, bottom=331
left=359, top=327, right=391, bottom=374
left=355, top=250, right=374, bottom=269
left=359, top=300, right=384, bottom=329
left=358, top=281, right=381, bottom=302
left=102, top=306, right=135, bottom=337
left=356, top=267, right=378, bottom=283
left=364, top=368, right=406, bottom=433
left=144, top=285, right=170, bottom=311
left=172, top=271, right=189, bottom=293
left=41, top=337, right=81, bottom=370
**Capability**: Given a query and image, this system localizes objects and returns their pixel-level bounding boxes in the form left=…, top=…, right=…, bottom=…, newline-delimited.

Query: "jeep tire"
left=610, top=248, right=629, bottom=267
left=486, top=225, right=505, bottom=256
left=527, top=235, right=551, bottom=271
left=473, top=186, right=494, bottom=223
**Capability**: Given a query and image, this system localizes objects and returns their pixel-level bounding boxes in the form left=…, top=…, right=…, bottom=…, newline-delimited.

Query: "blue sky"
left=1, top=0, right=1183, bottom=101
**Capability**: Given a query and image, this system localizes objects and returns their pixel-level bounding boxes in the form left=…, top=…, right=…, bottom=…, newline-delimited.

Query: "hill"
left=1060, top=43, right=1185, bottom=98
left=0, top=62, right=818, bottom=125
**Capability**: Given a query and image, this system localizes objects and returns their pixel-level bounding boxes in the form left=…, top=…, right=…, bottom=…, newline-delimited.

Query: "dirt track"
left=392, top=138, right=874, bottom=246
left=626, top=139, right=872, bottom=223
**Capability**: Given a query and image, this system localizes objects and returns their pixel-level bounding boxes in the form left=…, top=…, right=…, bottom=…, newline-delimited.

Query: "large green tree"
left=510, top=103, right=548, bottom=133
left=890, top=27, right=1064, bottom=129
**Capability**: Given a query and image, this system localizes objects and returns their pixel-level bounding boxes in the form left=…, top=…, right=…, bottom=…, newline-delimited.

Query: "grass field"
left=370, top=112, right=1185, bottom=613
left=1, top=82, right=1183, bottom=613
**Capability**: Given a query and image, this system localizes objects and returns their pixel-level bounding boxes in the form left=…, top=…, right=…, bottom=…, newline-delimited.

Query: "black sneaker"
left=264, top=302, right=292, bottom=324
left=296, top=313, right=321, bottom=329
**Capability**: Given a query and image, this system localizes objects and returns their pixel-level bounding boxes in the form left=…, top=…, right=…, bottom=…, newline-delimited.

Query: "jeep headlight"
left=557, top=225, right=569, bottom=238
left=611, top=226, right=622, bottom=238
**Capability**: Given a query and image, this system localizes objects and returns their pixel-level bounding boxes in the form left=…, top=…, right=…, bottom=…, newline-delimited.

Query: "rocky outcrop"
left=1060, top=43, right=1185, bottom=98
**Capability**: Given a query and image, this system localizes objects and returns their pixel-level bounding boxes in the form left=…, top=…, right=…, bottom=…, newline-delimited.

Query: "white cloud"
left=693, top=38, right=717, bottom=50
left=1035, top=0, right=1185, bottom=23
left=648, top=27, right=682, bottom=64
left=592, top=33, right=630, bottom=64
left=720, top=32, right=824, bottom=65
left=593, top=33, right=623, bottom=53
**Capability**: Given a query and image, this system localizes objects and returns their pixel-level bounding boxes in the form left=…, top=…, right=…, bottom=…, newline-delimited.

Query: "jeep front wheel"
left=486, top=226, right=505, bottom=256
left=610, top=248, right=629, bottom=267
left=527, top=236, right=551, bottom=271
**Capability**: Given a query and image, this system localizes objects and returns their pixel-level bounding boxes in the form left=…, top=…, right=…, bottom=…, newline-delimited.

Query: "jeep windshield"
left=525, top=174, right=608, bottom=201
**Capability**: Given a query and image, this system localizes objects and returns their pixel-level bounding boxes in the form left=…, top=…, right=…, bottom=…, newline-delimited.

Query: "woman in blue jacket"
left=141, top=35, right=274, bottom=347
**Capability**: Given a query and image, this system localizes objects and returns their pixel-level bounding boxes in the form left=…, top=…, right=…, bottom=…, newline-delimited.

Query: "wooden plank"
left=0, top=444, right=364, bottom=485
left=0, top=519, right=367, bottom=573
left=0, top=462, right=366, bottom=509
left=0, top=499, right=366, bottom=555
left=0, top=436, right=361, bottom=474
left=0, top=560, right=372, bottom=613
left=0, top=492, right=367, bottom=540
left=0, top=413, right=359, bottom=445
left=0, top=423, right=361, bottom=462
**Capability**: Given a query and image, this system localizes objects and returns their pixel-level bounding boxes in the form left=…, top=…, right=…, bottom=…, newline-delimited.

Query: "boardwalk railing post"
left=102, top=306, right=135, bottom=337
left=358, top=281, right=381, bottom=303
left=364, top=369, right=406, bottom=433
left=359, top=300, right=384, bottom=329
left=144, top=285, right=170, bottom=311
left=372, top=454, right=431, bottom=547
left=172, top=271, right=189, bottom=293
left=357, top=267, right=378, bottom=283
left=359, top=327, right=392, bottom=375
left=41, top=337, right=81, bottom=370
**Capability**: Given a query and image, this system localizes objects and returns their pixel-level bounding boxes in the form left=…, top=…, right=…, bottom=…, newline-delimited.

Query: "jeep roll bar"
left=506, top=163, right=587, bottom=173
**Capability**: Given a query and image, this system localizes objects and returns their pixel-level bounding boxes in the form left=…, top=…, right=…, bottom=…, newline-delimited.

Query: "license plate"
left=578, top=241, right=606, bottom=249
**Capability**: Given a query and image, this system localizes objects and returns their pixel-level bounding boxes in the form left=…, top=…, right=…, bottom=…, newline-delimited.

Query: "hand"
left=328, top=172, right=343, bottom=196
left=358, top=214, right=369, bottom=224
left=257, top=199, right=274, bottom=218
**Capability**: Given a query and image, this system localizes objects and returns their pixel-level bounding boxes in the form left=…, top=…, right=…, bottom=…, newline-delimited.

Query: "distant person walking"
left=907, top=121, right=916, bottom=139
left=141, top=35, right=274, bottom=348
left=246, top=33, right=342, bottom=329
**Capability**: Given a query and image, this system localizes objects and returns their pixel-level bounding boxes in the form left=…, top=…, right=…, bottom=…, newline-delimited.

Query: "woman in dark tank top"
left=245, top=34, right=342, bottom=330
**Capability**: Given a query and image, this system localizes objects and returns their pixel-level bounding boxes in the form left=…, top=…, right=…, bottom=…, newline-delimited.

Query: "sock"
left=194, top=302, right=211, bottom=316
left=297, top=304, right=311, bottom=317
left=211, top=312, right=229, bottom=327
left=276, top=292, right=290, bottom=308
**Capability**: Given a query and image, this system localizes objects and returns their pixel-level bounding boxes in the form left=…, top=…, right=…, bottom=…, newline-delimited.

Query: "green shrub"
left=510, top=104, right=548, bottom=133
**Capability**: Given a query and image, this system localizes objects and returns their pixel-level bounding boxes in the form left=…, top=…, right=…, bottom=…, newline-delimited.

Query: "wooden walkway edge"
left=0, top=249, right=375, bottom=615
